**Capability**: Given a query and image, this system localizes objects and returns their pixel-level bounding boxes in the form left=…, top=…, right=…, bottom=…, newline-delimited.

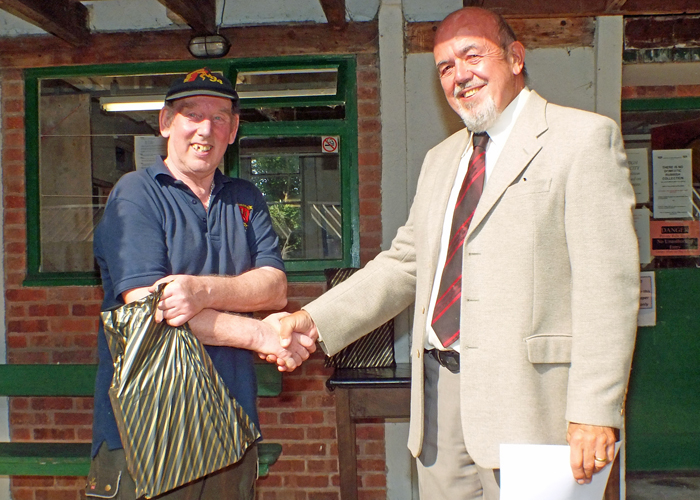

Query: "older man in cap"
left=87, top=68, right=314, bottom=500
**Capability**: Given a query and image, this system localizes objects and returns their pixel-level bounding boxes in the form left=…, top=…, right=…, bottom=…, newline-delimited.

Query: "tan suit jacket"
left=305, top=91, right=640, bottom=468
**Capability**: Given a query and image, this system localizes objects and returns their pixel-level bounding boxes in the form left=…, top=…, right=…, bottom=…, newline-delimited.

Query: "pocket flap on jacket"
left=525, top=335, right=572, bottom=364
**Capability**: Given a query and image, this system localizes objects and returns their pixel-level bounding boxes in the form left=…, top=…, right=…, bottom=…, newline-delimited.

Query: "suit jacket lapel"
left=468, top=91, right=549, bottom=237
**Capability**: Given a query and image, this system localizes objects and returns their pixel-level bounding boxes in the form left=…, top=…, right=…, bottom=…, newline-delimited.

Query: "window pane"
left=236, top=68, right=338, bottom=98
left=38, top=73, right=181, bottom=272
left=239, top=136, right=342, bottom=261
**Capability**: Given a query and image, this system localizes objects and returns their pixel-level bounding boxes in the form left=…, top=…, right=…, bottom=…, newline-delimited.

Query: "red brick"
left=47, top=287, right=101, bottom=302
left=356, top=424, right=384, bottom=440
left=676, top=84, right=700, bottom=97
left=72, top=303, right=102, bottom=316
left=5, top=272, right=26, bottom=287
left=53, top=350, right=97, bottom=364
left=35, top=489, right=79, bottom=500
left=258, top=412, right=280, bottom=425
left=6, top=254, right=27, bottom=272
left=10, top=411, right=51, bottom=426
left=49, top=318, right=97, bottom=333
left=7, top=319, right=49, bottom=333
left=10, top=429, right=31, bottom=440
left=306, top=426, right=336, bottom=440
left=4, top=208, right=26, bottom=224
left=10, top=476, right=55, bottom=487
left=362, top=473, right=387, bottom=487
left=307, top=458, right=338, bottom=473
left=358, top=101, right=380, bottom=117
left=359, top=216, right=382, bottom=233
left=3, top=148, right=24, bottom=164
left=8, top=351, right=50, bottom=363
left=6, top=335, right=27, bottom=348
left=283, top=473, right=330, bottom=488
left=358, top=165, right=381, bottom=183
left=8, top=488, right=33, bottom=500
left=309, top=492, right=341, bottom=500
left=260, top=426, right=305, bottom=440
left=4, top=99, right=23, bottom=114
left=74, top=334, right=97, bottom=348
left=282, top=377, right=327, bottom=392
left=359, top=117, right=381, bottom=134
left=32, top=428, right=76, bottom=441
left=28, top=303, right=71, bottom=317
left=358, top=152, right=381, bottom=167
left=5, top=241, right=26, bottom=255
left=28, top=334, right=72, bottom=348
left=4, top=115, right=24, bottom=130
left=2, top=162, right=25, bottom=177
left=282, top=442, right=328, bottom=456
left=55, top=412, right=93, bottom=426
left=2, top=80, right=23, bottom=98
left=357, top=70, right=378, bottom=85
left=357, top=86, right=378, bottom=100
left=280, top=410, right=325, bottom=425
left=269, top=458, right=306, bottom=472
left=5, top=288, right=46, bottom=302
left=31, top=397, right=74, bottom=411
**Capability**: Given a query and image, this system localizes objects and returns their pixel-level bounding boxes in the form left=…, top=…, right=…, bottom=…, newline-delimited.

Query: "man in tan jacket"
left=273, top=7, right=639, bottom=499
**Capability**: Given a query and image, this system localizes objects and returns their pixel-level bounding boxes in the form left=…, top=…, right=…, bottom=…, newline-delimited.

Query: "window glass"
left=622, top=101, right=700, bottom=269
left=25, top=59, right=357, bottom=284
left=239, top=136, right=342, bottom=261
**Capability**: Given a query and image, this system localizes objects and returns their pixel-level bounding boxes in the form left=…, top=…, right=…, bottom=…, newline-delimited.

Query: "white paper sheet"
left=500, top=443, right=621, bottom=500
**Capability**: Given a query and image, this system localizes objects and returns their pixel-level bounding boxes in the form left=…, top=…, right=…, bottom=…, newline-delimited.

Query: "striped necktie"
left=431, top=132, right=489, bottom=348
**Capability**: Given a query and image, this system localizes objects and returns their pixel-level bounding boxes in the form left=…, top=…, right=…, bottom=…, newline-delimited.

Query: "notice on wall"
left=650, top=220, right=700, bottom=257
left=638, top=271, right=656, bottom=327
left=633, top=208, right=652, bottom=265
left=626, top=148, right=650, bottom=204
left=652, top=149, right=693, bottom=219
left=135, top=136, right=168, bottom=170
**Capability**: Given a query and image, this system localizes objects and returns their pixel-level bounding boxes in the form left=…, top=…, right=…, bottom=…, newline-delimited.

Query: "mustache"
left=453, top=79, right=486, bottom=98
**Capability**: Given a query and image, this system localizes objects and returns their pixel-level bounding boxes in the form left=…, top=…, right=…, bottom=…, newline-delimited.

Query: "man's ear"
left=228, top=115, right=240, bottom=145
left=159, top=107, right=171, bottom=138
left=509, top=41, right=526, bottom=76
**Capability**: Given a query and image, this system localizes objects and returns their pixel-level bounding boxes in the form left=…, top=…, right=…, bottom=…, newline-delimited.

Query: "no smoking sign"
left=322, top=136, right=339, bottom=153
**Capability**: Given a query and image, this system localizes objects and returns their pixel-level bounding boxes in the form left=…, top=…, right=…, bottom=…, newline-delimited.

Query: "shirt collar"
left=483, top=87, right=531, bottom=148
left=149, top=156, right=231, bottom=191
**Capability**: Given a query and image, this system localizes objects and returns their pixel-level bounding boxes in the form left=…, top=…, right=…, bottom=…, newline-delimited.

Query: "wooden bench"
left=0, top=363, right=283, bottom=477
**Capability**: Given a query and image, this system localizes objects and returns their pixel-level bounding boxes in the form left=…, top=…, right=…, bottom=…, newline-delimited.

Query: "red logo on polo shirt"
left=239, top=204, right=252, bottom=228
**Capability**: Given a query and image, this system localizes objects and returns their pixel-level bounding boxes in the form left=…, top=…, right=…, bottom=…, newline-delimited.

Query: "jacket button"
left=421, top=307, right=425, bottom=314
left=416, top=349, right=421, bottom=358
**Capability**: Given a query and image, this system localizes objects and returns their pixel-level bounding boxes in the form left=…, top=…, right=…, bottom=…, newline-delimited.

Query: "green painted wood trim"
left=622, top=97, right=700, bottom=111
left=0, top=363, right=282, bottom=398
left=0, top=442, right=281, bottom=477
left=0, top=442, right=92, bottom=476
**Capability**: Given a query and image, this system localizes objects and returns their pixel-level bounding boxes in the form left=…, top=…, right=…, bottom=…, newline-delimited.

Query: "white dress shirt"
left=425, top=88, right=532, bottom=351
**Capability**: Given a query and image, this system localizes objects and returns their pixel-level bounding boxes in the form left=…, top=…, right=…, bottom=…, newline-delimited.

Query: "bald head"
left=433, top=7, right=526, bottom=132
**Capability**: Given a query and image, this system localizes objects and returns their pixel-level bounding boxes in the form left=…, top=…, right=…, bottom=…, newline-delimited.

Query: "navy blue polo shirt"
left=91, top=159, right=284, bottom=457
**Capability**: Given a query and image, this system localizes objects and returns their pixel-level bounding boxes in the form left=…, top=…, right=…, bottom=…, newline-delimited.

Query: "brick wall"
left=1, top=50, right=385, bottom=499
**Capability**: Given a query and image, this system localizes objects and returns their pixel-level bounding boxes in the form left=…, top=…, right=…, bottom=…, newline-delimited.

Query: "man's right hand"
left=277, top=310, right=319, bottom=348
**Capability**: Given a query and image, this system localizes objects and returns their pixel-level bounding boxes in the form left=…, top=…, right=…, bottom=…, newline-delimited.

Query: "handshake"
left=259, top=311, right=319, bottom=372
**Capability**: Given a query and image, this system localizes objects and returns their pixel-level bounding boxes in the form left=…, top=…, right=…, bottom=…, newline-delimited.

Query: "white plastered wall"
left=381, top=8, right=624, bottom=499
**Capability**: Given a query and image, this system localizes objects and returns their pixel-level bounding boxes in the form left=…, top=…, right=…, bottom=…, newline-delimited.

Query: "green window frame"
left=23, top=57, right=359, bottom=286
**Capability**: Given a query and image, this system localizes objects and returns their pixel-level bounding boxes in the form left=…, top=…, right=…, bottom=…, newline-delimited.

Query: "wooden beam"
left=407, top=17, right=595, bottom=53
left=0, top=21, right=379, bottom=69
left=155, top=0, right=216, bottom=34
left=319, top=0, right=348, bottom=30
left=460, top=0, right=700, bottom=17
left=0, top=0, right=89, bottom=46
left=626, top=15, right=700, bottom=49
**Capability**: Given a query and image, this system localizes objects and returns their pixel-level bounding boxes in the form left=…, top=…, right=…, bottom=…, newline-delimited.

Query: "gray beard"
left=453, top=89, right=499, bottom=133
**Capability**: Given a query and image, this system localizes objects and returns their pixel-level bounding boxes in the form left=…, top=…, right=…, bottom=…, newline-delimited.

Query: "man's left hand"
left=566, top=422, right=617, bottom=484
left=150, top=275, right=207, bottom=326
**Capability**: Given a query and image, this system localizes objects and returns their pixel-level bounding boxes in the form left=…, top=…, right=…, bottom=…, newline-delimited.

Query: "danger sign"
left=322, top=136, right=339, bottom=153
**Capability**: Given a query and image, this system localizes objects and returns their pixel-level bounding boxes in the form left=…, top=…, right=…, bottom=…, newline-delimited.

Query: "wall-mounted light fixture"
left=188, top=34, right=231, bottom=59
left=100, top=95, right=166, bottom=112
